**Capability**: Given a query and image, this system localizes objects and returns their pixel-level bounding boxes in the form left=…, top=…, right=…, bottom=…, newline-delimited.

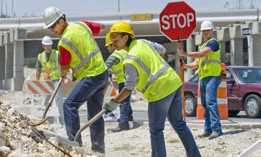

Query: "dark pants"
left=63, top=71, right=108, bottom=150
left=118, top=83, right=133, bottom=129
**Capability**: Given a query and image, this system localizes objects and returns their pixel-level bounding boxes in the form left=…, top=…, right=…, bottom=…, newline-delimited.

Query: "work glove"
left=103, top=100, right=120, bottom=113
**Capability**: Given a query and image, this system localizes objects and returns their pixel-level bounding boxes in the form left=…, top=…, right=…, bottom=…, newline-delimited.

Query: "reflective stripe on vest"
left=60, top=22, right=100, bottom=73
left=112, top=51, right=124, bottom=75
left=126, top=39, right=170, bottom=93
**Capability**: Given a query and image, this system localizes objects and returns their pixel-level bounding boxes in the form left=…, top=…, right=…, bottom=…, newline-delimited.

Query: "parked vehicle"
left=183, top=66, right=261, bottom=118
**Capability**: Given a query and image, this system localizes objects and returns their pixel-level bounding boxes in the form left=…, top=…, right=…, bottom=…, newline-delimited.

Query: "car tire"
left=244, top=94, right=261, bottom=118
left=228, top=110, right=240, bottom=117
left=185, top=94, right=197, bottom=117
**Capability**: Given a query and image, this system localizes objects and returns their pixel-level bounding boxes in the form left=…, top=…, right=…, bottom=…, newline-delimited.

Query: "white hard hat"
left=200, top=20, right=214, bottom=31
left=42, top=36, right=53, bottom=45
left=43, top=6, right=64, bottom=29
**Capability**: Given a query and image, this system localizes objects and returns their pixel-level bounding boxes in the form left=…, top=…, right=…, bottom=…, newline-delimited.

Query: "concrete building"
left=0, top=8, right=261, bottom=91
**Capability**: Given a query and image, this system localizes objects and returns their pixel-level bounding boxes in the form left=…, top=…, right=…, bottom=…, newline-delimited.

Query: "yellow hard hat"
left=109, top=21, right=135, bottom=38
left=105, top=33, right=113, bottom=46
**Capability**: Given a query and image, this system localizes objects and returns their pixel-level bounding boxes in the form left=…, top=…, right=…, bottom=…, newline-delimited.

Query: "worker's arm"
left=178, top=47, right=212, bottom=58
left=149, top=41, right=166, bottom=57
left=180, top=58, right=199, bottom=69
left=61, top=65, right=70, bottom=79
left=105, top=55, right=120, bottom=69
left=36, top=68, right=41, bottom=80
left=35, top=58, right=42, bottom=80
left=104, top=64, right=137, bottom=113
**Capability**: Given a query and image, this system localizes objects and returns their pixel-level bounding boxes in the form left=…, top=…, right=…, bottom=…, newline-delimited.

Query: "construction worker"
left=35, top=36, right=64, bottom=125
left=103, top=21, right=201, bottom=157
left=104, top=33, right=166, bottom=132
left=43, top=6, right=108, bottom=154
left=177, top=20, right=223, bottom=140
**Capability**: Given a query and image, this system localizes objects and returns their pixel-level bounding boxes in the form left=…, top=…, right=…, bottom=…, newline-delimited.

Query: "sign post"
left=242, top=28, right=253, bottom=66
left=159, top=1, right=196, bottom=121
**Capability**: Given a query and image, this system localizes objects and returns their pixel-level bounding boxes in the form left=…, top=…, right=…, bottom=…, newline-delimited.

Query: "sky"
left=1, top=0, right=260, bottom=17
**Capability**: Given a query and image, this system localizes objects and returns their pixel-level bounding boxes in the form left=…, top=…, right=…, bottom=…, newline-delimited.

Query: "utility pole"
left=1, top=0, right=2, bottom=17
left=118, top=0, right=120, bottom=12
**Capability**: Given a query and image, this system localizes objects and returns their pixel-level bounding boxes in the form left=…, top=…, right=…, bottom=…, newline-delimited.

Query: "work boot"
left=111, top=126, right=129, bottom=133
left=198, top=132, right=211, bottom=138
left=208, top=132, right=223, bottom=140
left=91, top=142, right=105, bottom=154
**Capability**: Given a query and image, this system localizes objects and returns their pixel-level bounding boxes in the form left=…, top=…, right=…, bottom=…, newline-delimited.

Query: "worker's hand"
left=220, top=72, right=227, bottom=80
left=177, top=49, right=187, bottom=57
left=179, top=59, right=186, bottom=68
left=103, top=100, right=120, bottom=113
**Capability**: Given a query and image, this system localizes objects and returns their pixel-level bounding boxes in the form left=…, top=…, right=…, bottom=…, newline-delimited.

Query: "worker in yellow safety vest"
left=43, top=6, right=108, bottom=153
left=104, top=33, right=166, bottom=132
left=103, top=21, right=201, bottom=157
left=35, top=36, right=64, bottom=125
left=177, top=20, right=223, bottom=140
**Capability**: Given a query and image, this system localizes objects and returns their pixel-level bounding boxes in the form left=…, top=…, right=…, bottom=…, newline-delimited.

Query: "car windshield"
left=233, top=68, right=261, bottom=83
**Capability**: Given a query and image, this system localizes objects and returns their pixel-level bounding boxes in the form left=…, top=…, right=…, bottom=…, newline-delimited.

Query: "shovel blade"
left=37, top=128, right=80, bottom=147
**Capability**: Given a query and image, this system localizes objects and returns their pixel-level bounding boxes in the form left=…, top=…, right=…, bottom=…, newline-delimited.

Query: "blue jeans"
left=118, top=83, right=133, bottom=129
left=200, top=76, right=222, bottom=134
left=148, top=87, right=201, bottom=157
left=63, top=71, right=108, bottom=149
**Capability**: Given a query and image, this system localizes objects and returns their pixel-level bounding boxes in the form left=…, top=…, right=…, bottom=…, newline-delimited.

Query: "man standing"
left=43, top=6, right=108, bottom=153
left=177, top=20, right=223, bottom=140
left=35, top=36, right=64, bottom=125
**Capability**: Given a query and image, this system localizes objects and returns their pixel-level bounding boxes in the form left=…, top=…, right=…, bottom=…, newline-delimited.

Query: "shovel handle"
left=74, top=109, right=106, bottom=142
left=42, top=78, right=63, bottom=119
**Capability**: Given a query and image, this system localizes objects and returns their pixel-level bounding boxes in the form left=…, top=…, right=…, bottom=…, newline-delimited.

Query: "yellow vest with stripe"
left=123, top=39, right=182, bottom=102
left=111, top=50, right=128, bottom=83
left=38, top=49, right=60, bottom=80
left=198, top=38, right=221, bottom=80
left=58, top=22, right=107, bottom=80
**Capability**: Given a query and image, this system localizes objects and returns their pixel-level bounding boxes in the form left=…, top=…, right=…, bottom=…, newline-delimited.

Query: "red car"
left=183, top=66, right=261, bottom=118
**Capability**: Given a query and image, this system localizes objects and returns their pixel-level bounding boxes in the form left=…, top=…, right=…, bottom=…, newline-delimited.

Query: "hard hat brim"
left=43, top=13, right=64, bottom=29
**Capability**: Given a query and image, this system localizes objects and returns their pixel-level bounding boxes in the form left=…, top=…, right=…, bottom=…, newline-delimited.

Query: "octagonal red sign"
left=159, top=1, right=196, bottom=41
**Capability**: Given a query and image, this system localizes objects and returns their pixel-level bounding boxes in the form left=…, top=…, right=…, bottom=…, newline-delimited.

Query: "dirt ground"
left=0, top=67, right=261, bottom=157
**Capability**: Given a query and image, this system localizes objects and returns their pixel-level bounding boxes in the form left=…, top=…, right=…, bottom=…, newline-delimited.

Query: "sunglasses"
left=48, top=20, right=59, bottom=29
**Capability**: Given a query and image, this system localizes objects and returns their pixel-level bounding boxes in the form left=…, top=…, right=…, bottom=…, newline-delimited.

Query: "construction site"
left=0, top=0, right=261, bottom=157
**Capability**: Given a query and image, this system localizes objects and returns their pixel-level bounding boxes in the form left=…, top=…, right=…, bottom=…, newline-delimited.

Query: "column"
left=0, top=46, right=5, bottom=89
left=11, top=40, right=25, bottom=91
left=252, top=35, right=261, bottom=66
left=229, top=25, right=243, bottom=65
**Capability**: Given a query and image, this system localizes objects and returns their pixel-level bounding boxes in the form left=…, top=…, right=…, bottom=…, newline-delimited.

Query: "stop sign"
left=159, top=1, right=196, bottom=41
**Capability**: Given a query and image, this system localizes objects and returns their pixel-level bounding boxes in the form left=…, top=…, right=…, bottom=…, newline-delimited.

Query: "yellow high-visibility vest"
left=58, top=22, right=107, bottom=80
left=198, top=38, right=221, bottom=80
left=123, top=39, right=182, bottom=102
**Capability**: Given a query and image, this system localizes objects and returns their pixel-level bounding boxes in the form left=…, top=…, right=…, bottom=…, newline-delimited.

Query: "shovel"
left=31, top=78, right=63, bottom=127
left=33, top=108, right=107, bottom=147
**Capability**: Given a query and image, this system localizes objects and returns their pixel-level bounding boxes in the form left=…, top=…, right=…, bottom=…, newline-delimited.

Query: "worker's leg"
left=63, top=71, right=108, bottom=145
left=148, top=92, right=173, bottom=157
left=118, top=83, right=132, bottom=129
left=205, top=76, right=222, bottom=134
left=167, top=87, right=201, bottom=157
left=200, top=78, right=212, bottom=134
left=53, top=79, right=64, bottom=125
left=87, top=72, right=108, bottom=153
